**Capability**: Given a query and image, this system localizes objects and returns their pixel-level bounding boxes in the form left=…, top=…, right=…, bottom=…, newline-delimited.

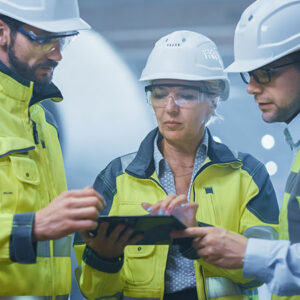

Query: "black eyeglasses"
left=17, top=27, right=79, bottom=52
left=240, top=61, right=300, bottom=85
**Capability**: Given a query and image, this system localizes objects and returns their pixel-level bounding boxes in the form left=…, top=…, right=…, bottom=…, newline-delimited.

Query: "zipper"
left=200, top=266, right=208, bottom=300
left=31, top=119, right=39, bottom=145
left=33, top=119, right=56, bottom=296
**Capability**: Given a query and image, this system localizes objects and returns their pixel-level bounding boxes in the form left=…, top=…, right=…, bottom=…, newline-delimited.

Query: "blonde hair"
left=198, top=80, right=224, bottom=125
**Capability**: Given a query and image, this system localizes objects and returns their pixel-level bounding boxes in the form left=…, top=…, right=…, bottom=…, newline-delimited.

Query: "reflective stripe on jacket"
left=74, top=128, right=279, bottom=300
left=272, top=149, right=300, bottom=300
left=0, top=63, right=70, bottom=297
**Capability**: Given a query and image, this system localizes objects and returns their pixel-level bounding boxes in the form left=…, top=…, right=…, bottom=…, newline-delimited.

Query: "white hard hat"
left=226, top=0, right=300, bottom=72
left=0, top=0, right=90, bottom=33
left=140, top=30, right=230, bottom=101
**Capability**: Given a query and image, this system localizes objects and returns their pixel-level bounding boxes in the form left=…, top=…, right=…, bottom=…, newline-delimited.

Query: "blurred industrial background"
left=50, top=1, right=292, bottom=299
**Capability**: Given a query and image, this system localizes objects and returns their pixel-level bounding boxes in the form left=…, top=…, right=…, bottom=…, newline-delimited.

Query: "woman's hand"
left=81, top=222, right=142, bottom=259
left=142, top=194, right=198, bottom=227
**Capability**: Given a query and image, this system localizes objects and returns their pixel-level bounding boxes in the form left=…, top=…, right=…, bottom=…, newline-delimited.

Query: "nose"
left=165, top=95, right=180, bottom=112
left=247, top=76, right=263, bottom=96
left=46, top=42, right=63, bottom=62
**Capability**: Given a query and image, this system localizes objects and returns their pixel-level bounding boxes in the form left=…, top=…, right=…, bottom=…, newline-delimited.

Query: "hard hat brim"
left=225, top=47, right=300, bottom=73
left=139, top=72, right=227, bottom=82
left=9, top=15, right=91, bottom=33
left=29, top=18, right=91, bottom=33
left=225, top=59, right=270, bottom=73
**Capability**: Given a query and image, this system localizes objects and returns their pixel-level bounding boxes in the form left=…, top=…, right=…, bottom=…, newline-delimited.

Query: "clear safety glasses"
left=240, top=61, right=300, bottom=85
left=145, top=84, right=215, bottom=108
left=17, top=27, right=79, bottom=53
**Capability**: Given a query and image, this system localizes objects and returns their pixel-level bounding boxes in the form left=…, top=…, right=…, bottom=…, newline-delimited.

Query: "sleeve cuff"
left=243, top=238, right=288, bottom=282
left=83, top=246, right=124, bottom=273
left=9, top=212, right=37, bottom=264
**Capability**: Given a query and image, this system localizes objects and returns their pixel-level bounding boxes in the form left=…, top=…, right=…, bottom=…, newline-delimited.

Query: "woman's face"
left=151, top=79, right=212, bottom=145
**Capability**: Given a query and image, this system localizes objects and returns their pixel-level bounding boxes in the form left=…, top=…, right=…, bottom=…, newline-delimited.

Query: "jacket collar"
left=126, top=127, right=240, bottom=178
left=0, top=60, right=63, bottom=106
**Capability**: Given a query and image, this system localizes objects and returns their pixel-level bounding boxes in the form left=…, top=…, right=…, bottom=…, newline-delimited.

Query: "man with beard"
left=0, top=1, right=105, bottom=298
left=172, top=0, right=300, bottom=298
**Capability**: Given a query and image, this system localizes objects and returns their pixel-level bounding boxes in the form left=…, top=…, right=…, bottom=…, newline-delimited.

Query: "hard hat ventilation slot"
left=166, top=43, right=181, bottom=47
left=248, top=15, right=253, bottom=22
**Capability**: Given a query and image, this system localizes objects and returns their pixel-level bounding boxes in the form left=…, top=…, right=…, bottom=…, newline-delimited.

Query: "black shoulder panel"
left=239, top=152, right=279, bottom=224
left=93, top=157, right=123, bottom=216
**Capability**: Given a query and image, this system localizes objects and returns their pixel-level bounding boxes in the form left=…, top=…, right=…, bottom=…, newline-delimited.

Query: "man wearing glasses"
left=0, top=1, right=105, bottom=298
left=173, top=0, right=300, bottom=298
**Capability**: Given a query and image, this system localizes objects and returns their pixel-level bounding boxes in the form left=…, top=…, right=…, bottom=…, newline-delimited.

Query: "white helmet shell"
left=226, top=0, right=300, bottom=72
left=140, top=30, right=230, bottom=101
left=0, top=0, right=90, bottom=33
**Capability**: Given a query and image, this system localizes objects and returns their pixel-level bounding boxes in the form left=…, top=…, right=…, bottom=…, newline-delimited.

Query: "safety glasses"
left=17, top=27, right=79, bottom=53
left=145, top=84, right=216, bottom=108
left=240, top=61, right=300, bottom=85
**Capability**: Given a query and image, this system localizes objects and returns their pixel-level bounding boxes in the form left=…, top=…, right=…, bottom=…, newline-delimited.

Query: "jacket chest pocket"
left=197, top=187, right=221, bottom=226
left=124, top=245, right=156, bottom=285
left=0, top=156, right=40, bottom=213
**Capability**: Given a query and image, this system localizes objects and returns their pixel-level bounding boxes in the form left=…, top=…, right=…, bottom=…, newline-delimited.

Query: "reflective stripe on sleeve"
left=37, top=236, right=71, bottom=258
left=206, top=277, right=258, bottom=299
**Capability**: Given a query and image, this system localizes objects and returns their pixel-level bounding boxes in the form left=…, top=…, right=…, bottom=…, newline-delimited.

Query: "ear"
left=0, top=19, right=11, bottom=47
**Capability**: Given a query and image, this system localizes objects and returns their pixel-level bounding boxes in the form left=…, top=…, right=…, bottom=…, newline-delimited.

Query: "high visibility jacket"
left=0, top=62, right=70, bottom=299
left=74, top=128, right=279, bottom=300
left=272, top=149, right=300, bottom=300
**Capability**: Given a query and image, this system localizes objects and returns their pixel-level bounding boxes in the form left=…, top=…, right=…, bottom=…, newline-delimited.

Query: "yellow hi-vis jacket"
left=0, top=62, right=70, bottom=299
left=74, top=128, right=279, bottom=300
left=272, top=148, right=300, bottom=300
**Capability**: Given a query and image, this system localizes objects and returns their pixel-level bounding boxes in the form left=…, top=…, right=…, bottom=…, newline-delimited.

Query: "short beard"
left=7, top=38, right=58, bottom=86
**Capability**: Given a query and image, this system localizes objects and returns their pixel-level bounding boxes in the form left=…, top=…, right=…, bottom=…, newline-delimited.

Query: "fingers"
left=171, top=227, right=209, bottom=239
left=62, top=187, right=98, bottom=198
left=171, top=202, right=199, bottom=227
left=127, top=234, right=143, bottom=245
left=86, top=222, right=140, bottom=259
left=61, top=188, right=106, bottom=211
left=71, top=204, right=100, bottom=220
left=166, top=194, right=188, bottom=211
left=141, top=202, right=152, bottom=212
left=143, top=194, right=188, bottom=215
left=69, top=219, right=99, bottom=231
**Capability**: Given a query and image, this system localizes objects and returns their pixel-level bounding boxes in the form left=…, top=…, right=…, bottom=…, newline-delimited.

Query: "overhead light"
left=213, top=136, right=222, bottom=143
left=261, top=134, right=275, bottom=149
left=265, top=161, right=278, bottom=176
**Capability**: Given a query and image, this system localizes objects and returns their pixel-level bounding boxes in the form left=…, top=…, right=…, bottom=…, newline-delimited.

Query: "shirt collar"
left=284, top=113, right=300, bottom=151
left=153, top=129, right=209, bottom=177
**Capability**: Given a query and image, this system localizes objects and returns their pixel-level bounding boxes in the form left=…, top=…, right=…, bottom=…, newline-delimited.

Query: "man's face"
left=247, top=62, right=300, bottom=124
left=7, top=25, right=62, bottom=86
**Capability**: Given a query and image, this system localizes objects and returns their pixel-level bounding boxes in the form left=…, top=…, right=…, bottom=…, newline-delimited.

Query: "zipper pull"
left=32, top=120, right=39, bottom=145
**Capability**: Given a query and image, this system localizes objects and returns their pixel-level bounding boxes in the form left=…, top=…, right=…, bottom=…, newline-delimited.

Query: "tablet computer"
left=93, top=215, right=187, bottom=245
